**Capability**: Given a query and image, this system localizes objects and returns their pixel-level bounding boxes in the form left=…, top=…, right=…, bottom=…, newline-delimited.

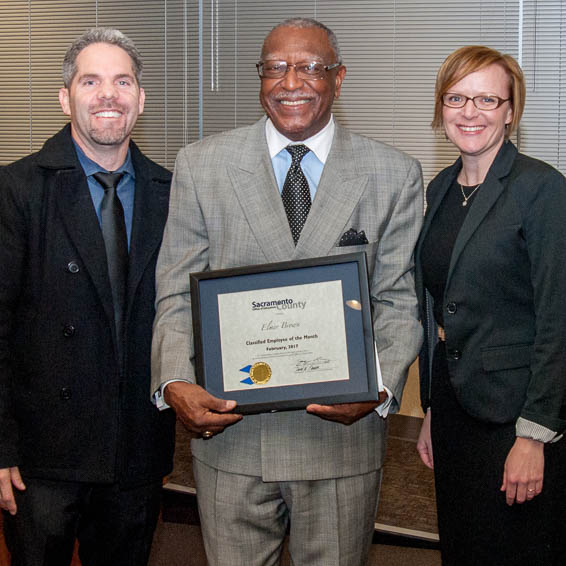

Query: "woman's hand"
left=501, top=437, right=544, bottom=505
left=0, top=467, right=25, bottom=515
left=417, top=409, right=434, bottom=469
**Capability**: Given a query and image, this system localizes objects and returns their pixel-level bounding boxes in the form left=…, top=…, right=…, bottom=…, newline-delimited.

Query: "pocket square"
left=338, top=228, right=369, bottom=247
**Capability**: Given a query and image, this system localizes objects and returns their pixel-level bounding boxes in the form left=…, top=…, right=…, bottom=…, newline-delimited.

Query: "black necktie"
left=282, top=144, right=311, bottom=245
left=93, top=172, right=128, bottom=342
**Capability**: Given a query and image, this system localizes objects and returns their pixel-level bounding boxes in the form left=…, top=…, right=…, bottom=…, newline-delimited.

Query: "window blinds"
left=0, top=0, right=564, bottom=183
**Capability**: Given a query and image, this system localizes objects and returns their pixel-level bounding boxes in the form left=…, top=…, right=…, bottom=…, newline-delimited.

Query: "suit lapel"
left=296, top=124, right=368, bottom=258
left=227, top=119, right=296, bottom=262
left=55, top=168, right=115, bottom=327
left=446, top=142, right=517, bottom=287
left=446, top=175, right=506, bottom=288
left=127, top=154, right=170, bottom=312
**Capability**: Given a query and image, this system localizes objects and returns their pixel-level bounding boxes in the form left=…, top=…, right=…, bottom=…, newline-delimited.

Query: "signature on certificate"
left=294, top=357, right=332, bottom=373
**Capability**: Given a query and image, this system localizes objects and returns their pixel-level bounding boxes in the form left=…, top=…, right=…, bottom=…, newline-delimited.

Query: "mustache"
left=89, top=102, right=126, bottom=113
left=272, top=93, right=313, bottom=101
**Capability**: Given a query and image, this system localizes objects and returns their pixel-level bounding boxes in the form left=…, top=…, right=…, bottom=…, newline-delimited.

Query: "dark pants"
left=3, top=477, right=162, bottom=566
left=431, top=342, right=566, bottom=566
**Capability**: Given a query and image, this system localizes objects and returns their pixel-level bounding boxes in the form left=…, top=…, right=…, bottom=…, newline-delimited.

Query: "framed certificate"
left=190, top=252, right=379, bottom=414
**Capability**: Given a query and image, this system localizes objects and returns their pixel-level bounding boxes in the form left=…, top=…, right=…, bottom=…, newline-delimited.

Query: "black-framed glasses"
left=442, top=93, right=511, bottom=111
left=256, top=60, right=342, bottom=80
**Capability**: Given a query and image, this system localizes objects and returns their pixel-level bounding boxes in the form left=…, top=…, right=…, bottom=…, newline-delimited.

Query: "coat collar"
left=127, top=146, right=171, bottom=308
left=36, top=123, right=80, bottom=170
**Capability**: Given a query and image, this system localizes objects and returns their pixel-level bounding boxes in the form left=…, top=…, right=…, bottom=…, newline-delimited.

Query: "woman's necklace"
left=459, top=183, right=481, bottom=207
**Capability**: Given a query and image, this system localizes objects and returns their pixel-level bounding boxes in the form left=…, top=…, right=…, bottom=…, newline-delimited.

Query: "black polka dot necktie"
left=93, top=171, right=128, bottom=343
left=282, top=144, right=312, bottom=245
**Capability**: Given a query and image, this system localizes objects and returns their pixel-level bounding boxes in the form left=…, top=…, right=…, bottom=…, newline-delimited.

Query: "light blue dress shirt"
left=265, top=115, right=335, bottom=198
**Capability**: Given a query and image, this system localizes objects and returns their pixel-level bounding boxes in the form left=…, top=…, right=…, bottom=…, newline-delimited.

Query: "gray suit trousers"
left=193, top=458, right=381, bottom=566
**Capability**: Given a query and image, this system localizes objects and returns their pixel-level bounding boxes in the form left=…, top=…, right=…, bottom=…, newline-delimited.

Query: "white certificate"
left=217, top=280, right=350, bottom=391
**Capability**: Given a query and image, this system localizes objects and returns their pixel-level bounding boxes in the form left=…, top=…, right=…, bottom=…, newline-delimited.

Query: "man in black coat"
left=0, top=28, right=175, bottom=566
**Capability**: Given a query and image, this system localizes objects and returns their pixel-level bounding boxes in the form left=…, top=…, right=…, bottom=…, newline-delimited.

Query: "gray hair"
left=263, top=18, right=342, bottom=63
left=62, top=28, right=143, bottom=87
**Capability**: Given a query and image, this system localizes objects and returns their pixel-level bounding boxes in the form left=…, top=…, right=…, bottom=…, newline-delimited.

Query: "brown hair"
left=63, top=28, right=143, bottom=88
left=432, top=45, right=525, bottom=138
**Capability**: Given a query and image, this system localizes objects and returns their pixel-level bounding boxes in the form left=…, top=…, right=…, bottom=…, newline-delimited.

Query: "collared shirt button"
left=60, top=387, right=72, bottom=400
left=449, top=349, right=461, bottom=360
left=62, top=324, right=75, bottom=337
left=446, top=302, right=457, bottom=314
left=67, top=261, right=80, bottom=274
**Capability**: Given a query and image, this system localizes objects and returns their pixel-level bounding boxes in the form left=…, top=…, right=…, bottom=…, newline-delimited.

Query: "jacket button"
left=62, top=324, right=75, bottom=337
left=449, top=349, right=461, bottom=360
left=67, top=261, right=80, bottom=274
left=446, top=302, right=457, bottom=314
left=60, top=387, right=72, bottom=400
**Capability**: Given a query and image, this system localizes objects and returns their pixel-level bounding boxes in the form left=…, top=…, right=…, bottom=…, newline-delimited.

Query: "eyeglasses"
left=256, top=60, right=342, bottom=80
left=442, top=93, right=510, bottom=111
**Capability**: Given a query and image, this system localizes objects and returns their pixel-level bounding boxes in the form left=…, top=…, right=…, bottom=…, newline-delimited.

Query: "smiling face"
left=59, top=42, right=145, bottom=161
left=259, top=26, right=346, bottom=141
left=442, top=63, right=513, bottom=165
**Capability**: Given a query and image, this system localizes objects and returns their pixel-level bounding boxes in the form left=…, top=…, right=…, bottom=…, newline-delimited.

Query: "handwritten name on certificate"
left=217, top=280, right=350, bottom=392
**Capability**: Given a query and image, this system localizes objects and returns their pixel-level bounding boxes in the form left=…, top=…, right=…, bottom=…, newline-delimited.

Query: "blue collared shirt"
left=74, top=142, right=136, bottom=248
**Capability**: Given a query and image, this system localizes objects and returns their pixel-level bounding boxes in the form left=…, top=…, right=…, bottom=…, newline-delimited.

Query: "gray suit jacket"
left=152, top=117, right=423, bottom=480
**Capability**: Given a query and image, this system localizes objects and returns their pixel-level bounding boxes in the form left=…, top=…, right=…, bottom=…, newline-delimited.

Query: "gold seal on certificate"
left=250, top=362, right=272, bottom=384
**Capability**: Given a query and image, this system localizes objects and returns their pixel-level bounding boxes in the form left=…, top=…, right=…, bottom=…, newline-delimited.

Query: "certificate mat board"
left=190, top=252, right=379, bottom=414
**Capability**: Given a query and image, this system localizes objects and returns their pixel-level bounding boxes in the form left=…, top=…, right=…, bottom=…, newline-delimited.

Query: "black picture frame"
left=190, top=252, right=378, bottom=414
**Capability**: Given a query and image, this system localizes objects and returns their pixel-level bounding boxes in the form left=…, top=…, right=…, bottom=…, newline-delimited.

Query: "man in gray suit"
left=152, top=17, right=423, bottom=566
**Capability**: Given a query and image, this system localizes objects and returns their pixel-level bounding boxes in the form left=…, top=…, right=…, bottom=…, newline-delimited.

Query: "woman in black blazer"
left=415, top=46, right=566, bottom=565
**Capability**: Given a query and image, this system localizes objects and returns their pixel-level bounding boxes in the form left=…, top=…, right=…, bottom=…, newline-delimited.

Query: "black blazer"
left=0, top=125, right=176, bottom=485
left=416, top=141, right=566, bottom=434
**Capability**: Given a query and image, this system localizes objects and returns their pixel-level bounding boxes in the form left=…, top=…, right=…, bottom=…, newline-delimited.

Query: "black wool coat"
left=0, top=125, right=176, bottom=485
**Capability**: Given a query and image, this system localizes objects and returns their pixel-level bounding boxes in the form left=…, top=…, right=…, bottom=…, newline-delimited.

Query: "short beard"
left=88, top=126, right=129, bottom=146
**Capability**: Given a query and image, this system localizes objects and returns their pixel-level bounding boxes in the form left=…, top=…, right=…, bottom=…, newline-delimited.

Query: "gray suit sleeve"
left=370, top=157, right=424, bottom=412
left=151, top=146, right=205, bottom=393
